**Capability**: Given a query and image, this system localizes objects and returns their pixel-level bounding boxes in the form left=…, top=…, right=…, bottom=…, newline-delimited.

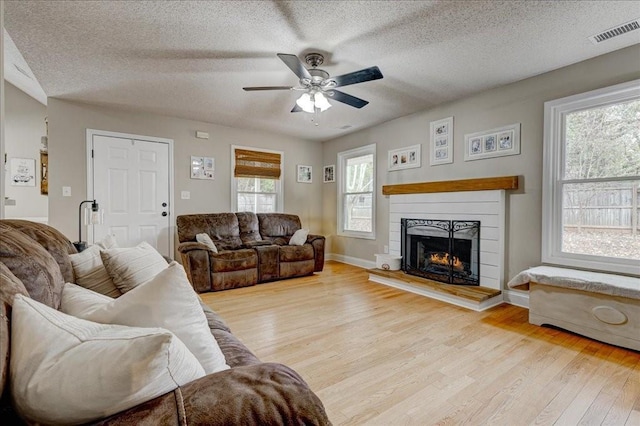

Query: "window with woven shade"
left=232, top=146, right=283, bottom=213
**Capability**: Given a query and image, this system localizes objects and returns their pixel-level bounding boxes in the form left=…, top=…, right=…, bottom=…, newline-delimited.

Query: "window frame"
left=231, top=145, right=284, bottom=213
left=542, top=79, right=640, bottom=275
left=337, top=143, right=376, bottom=240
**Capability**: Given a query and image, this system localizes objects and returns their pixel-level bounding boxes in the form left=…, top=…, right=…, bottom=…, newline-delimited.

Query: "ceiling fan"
left=243, top=53, right=383, bottom=113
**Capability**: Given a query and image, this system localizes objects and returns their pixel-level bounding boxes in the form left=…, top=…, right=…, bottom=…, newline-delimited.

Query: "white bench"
left=508, top=266, right=640, bottom=351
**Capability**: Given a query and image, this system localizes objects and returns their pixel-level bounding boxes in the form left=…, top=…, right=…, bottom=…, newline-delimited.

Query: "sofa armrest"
left=198, top=299, right=231, bottom=333
left=307, top=234, right=325, bottom=272
left=178, top=243, right=212, bottom=293
left=94, top=363, right=330, bottom=426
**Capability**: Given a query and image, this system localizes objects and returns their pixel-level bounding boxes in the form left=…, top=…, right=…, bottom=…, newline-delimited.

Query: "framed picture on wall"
left=10, top=158, right=36, bottom=187
left=297, top=165, right=312, bottom=183
left=388, top=144, right=421, bottom=171
left=429, top=116, right=454, bottom=166
left=191, top=156, right=215, bottom=179
left=323, top=165, right=335, bottom=183
left=464, top=123, right=521, bottom=161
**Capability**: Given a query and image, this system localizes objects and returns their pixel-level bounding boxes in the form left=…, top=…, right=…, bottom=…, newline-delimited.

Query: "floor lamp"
left=74, top=199, right=103, bottom=252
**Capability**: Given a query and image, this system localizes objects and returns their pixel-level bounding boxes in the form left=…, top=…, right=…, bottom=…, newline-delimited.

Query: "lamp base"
left=73, top=241, right=88, bottom=252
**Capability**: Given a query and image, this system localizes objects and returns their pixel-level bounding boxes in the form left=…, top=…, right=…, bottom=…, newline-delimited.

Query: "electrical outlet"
left=383, top=245, right=389, bottom=254
left=181, top=191, right=191, bottom=200
left=62, top=186, right=71, bottom=197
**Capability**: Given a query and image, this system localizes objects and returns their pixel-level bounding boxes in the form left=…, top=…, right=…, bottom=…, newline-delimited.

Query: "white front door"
left=89, top=131, right=173, bottom=257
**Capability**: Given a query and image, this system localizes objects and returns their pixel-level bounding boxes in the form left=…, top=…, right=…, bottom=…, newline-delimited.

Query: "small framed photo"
left=464, top=123, right=521, bottom=161
left=10, top=158, right=36, bottom=186
left=498, top=131, right=513, bottom=150
left=430, top=117, right=453, bottom=165
left=297, top=165, right=312, bottom=183
left=191, top=156, right=215, bottom=179
left=323, top=165, right=335, bottom=183
left=388, top=144, right=421, bottom=171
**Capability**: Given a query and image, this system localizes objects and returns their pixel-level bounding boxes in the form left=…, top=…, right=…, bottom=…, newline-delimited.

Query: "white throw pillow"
left=196, top=233, right=218, bottom=253
left=70, top=245, right=122, bottom=298
left=10, top=294, right=205, bottom=425
left=61, top=262, right=230, bottom=375
left=289, top=229, right=309, bottom=246
left=60, top=282, right=114, bottom=317
left=95, top=233, right=118, bottom=250
left=100, top=241, right=168, bottom=293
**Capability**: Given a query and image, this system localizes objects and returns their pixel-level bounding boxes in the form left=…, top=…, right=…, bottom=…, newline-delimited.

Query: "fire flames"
left=429, top=252, right=464, bottom=271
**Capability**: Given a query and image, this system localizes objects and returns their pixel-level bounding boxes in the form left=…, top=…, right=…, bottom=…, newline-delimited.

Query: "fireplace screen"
left=401, top=219, right=480, bottom=285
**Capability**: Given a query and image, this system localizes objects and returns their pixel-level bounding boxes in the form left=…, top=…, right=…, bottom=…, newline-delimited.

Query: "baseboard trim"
left=503, top=289, right=529, bottom=308
left=326, top=253, right=376, bottom=270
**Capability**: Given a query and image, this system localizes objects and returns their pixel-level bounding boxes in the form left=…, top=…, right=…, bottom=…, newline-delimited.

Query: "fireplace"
left=401, top=219, right=480, bottom=285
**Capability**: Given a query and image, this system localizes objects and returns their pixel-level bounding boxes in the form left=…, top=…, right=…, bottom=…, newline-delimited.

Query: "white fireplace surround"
left=389, top=190, right=506, bottom=291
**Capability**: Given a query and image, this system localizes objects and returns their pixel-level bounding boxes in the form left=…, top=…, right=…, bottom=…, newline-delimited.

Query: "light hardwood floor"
left=201, top=261, right=640, bottom=425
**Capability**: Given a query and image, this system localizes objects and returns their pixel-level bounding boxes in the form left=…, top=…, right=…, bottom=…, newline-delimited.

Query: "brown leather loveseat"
left=177, top=212, right=325, bottom=293
left=0, top=219, right=330, bottom=425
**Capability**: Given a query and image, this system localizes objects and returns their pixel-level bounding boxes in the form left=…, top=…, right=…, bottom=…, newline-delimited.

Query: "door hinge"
left=91, top=149, right=94, bottom=158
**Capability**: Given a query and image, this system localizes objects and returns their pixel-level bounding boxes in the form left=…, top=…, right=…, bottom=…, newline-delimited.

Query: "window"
left=543, top=79, right=640, bottom=275
left=338, top=144, right=376, bottom=239
left=232, top=146, right=283, bottom=213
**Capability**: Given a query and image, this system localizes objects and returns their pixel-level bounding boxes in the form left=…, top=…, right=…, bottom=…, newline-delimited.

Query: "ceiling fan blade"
left=277, top=53, right=312, bottom=80
left=243, top=86, right=293, bottom=91
left=329, top=90, right=369, bottom=108
left=291, top=104, right=303, bottom=113
left=331, top=66, right=383, bottom=88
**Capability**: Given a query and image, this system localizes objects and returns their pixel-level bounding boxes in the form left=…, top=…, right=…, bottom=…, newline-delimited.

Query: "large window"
left=232, top=146, right=283, bottom=213
left=543, top=79, right=640, bottom=275
left=338, top=144, right=376, bottom=239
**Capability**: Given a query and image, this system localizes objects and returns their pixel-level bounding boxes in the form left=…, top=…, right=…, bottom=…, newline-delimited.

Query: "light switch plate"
left=181, top=191, right=191, bottom=200
left=62, top=186, right=72, bottom=197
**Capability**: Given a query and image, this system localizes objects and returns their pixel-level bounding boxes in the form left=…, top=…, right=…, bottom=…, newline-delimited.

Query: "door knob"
left=162, top=212, right=168, bottom=217
left=162, top=202, right=167, bottom=207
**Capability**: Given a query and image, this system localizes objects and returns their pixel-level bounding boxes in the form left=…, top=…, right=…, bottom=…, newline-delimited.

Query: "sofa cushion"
left=210, top=249, right=258, bottom=273
left=279, top=244, right=315, bottom=262
left=100, top=242, right=168, bottom=293
left=258, top=213, right=302, bottom=239
left=61, top=262, right=230, bottom=375
left=10, top=294, right=205, bottom=425
left=70, top=245, right=122, bottom=298
left=95, top=363, right=331, bottom=426
left=177, top=213, right=243, bottom=250
left=0, top=223, right=65, bottom=309
left=236, top=211, right=263, bottom=243
left=1, top=219, right=77, bottom=283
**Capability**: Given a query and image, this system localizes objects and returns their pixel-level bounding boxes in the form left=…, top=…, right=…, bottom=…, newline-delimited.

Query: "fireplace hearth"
left=401, top=219, right=480, bottom=285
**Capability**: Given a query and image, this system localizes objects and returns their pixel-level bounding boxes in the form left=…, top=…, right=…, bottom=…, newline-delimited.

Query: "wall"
left=1, top=1, right=5, bottom=218
left=4, top=82, right=47, bottom=220
left=322, top=44, right=640, bottom=282
left=47, top=99, right=323, bottom=253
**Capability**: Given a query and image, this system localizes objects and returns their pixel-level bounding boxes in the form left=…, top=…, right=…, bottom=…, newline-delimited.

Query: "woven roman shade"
left=234, top=148, right=281, bottom=179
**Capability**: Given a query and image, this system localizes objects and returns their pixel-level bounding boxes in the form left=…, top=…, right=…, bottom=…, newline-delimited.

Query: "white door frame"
left=85, top=129, right=175, bottom=255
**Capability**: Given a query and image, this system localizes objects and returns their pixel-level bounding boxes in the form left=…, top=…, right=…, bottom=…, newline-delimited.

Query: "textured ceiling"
left=4, top=1, right=640, bottom=142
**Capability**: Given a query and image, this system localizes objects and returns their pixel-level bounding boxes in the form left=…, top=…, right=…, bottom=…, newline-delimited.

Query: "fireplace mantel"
left=382, top=176, right=518, bottom=196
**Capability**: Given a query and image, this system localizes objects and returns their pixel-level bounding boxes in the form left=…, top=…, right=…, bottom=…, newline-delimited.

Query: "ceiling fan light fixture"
left=296, top=93, right=315, bottom=113
left=314, top=92, right=332, bottom=112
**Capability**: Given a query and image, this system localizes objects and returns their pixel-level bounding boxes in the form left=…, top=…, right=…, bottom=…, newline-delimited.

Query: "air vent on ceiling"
left=588, top=19, right=640, bottom=44
left=14, top=64, right=33, bottom=80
